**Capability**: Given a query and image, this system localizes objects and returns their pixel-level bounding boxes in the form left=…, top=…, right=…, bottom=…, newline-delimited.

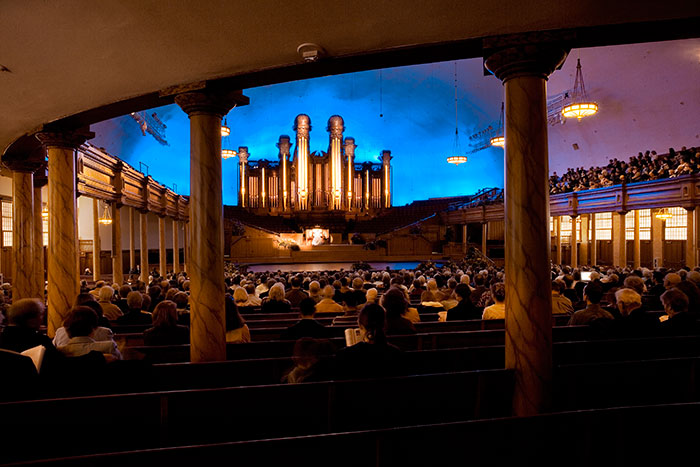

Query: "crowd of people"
left=549, top=146, right=700, bottom=194
left=2, top=257, right=700, bottom=392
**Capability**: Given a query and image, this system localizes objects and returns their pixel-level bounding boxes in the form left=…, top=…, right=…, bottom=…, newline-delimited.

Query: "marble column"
left=590, top=213, right=597, bottom=266
left=580, top=214, right=589, bottom=266
left=633, top=210, right=641, bottom=269
left=129, top=207, right=136, bottom=276
left=140, top=211, right=149, bottom=283
left=652, top=213, right=664, bottom=268
left=485, top=39, right=567, bottom=416
left=33, top=175, right=47, bottom=298
left=172, top=218, right=180, bottom=273
left=92, top=198, right=101, bottom=281
left=11, top=169, right=35, bottom=300
left=462, top=224, right=468, bottom=255
left=158, top=216, right=166, bottom=277
left=570, top=216, right=578, bottom=268
left=686, top=208, right=696, bottom=269
left=184, top=221, right=190, bottom=273
left=555, top=217, right=562, bottom=265
left=613, top=212, right=627, bottom=268
left=112, top=205, right=123, bottom=285
left=176, top=90, right=245, bottom=362
left=36, top=129, right=93, bottom=337
left=481, top=222, right=488, bottom=256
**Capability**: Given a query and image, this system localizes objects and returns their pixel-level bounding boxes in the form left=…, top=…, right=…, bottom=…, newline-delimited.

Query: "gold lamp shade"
left=562, top=102, right=598, bottom=120
left=98, top=202, right=113, bottom=225
left=446, top=156, right=468, bottom=165
left=222, top=149, right=237, bottom=160
left=490, top=136, right=505, bottom=147
left=221, top=125, right=231, bottom=137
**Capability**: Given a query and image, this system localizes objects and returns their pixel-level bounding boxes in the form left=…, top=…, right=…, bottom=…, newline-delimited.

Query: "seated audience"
left=307, top=281, right=322, bottom=303
left=334, top=304, right=404, bottom=379
left=98, top=286, right=123, bottom=320
left=446, top=283, right=481, bottom=321
left=568, top=280, right=615, bottom=326
left=53, top=299, right=114, bottom=347
left=381, top=287, right=417, bottom=335
left=282, top=337, right=333, bottom=384
left=280, top=298, right=329, bottom=340
left=659, top=288, right=699, bottom=335
left=611, top=288, right=659, bottom=337
left=225, top=295, right=251, bottom=343
left=315, top=285, right=344, bottom=314
left=0, top=299, right=57, bottom=355
left=116, top=291, right=153, bottom=325
left=551, top=280, right=574, bottom=315
left=261, top=283, right=293, bottom=314
left=285, top=277, right=309, bottom=308
left=57, top=306, right=122, bottom=361
left=482, top=283, right=506, bottom=320
left=143, top=300, right=190, bottom=346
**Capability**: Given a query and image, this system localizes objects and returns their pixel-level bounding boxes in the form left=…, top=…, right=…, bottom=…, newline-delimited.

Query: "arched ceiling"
left=2, top=0, right=700, bottom=154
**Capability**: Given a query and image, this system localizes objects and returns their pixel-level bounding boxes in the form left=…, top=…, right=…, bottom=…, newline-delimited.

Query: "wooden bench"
left=0, top=368, right=514, bottom=464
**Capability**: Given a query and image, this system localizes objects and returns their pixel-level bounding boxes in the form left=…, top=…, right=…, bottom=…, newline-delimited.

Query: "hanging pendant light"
left=490, top=102, right=505, bottom=148
left=655, top=208, right=673, bottom=221
left=41, top=203, right=48, bottom=219
left=562, top=57, right=599, bottom=120
left=221, top=116, right=237, bottom=160
left=447, top=62, right=467, bottom=166
left=98, top=201, right=113, bottom=225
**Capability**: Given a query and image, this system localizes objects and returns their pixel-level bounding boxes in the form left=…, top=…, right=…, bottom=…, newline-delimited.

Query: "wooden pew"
left=0, top=369, right=514, bottom=464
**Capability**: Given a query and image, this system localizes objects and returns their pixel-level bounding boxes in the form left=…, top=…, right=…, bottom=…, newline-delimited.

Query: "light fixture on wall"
left=490, top=102, right=505, bottom=148
left=221, top=116, right=237, bottom=160
left=561, top=57, right=599, bottom=120
left=447, top=62, right=467, bottom=166
left=221, top=117, right=231, bottom=137
left=98, top=201, right=113, bottom=225
left=655, top=207, right=673, bottom=221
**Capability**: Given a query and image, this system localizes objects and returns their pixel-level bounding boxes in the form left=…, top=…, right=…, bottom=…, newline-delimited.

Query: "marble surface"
left=158, top=216, right=166, bottom=276
left=590, top=213, right=597, bottom=266
left=503, top=75, right=553, bottom=416
left=47, top=147, right=79, bottom=337
left=187, top=112, right=227, bottom=362
left=482, top=223, right=488, bottom=256
left=633, top=210, right=641, bottom=269
left=112, top=205, right=123, bottom=285
left=140, top=212, right=149, bottom=283
left=92, top=198, right=101, bottom=281
left=12, top=171, right=34, bottom=300
left=129, top=207, right=136, bottom=272
left=570, top=216, right=578, bottom=268
left=32, top=185, right=44, bottom=298
left=652, top=216, right=663, bottom=266
left=172, top=218, right=179, bottom=273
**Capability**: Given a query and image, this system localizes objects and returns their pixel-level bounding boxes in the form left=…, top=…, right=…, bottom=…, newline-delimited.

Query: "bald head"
left=6, top=298, right=45, bottom=330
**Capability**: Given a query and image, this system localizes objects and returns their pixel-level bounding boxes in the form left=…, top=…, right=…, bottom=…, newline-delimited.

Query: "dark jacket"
left=143, top=325, right=190, bottom=346
left=446, top=299, right=481, bottom=321
left=280, top=319, right=330, bottom=340
left=334, top=342, right=404, bottom=379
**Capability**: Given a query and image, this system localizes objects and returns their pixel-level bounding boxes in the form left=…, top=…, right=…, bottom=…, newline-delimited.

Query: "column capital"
left=684, top=206, right=696, bottom=212
left=174, top=90, right=248, bottom=118
left=2, top=158, right=44, bottom=173
left=35, top=128, right=94, bottom=149
left=483, top=32, right=571, bottom=82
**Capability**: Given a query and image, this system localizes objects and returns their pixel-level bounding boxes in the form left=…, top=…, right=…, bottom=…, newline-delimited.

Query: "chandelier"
left=561, top=58, right=598, bottom=120
left=98, top=201, right=113, bottom=225
left=655, top=208, right=673, bottom=221
left=447, top=62, right=467, bottom=166
left=221, top=116, right=236, bottom=160
left=490, top=102, right=505, bottom=148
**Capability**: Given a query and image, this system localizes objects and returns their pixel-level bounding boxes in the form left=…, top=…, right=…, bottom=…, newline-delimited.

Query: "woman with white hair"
left=98, top=286, right=123, bottom=321
left=315, top=285, right=344, bottom=314
left=612, top=288, right=659, bottom=337
left=261, top=282, right=292, bottom=314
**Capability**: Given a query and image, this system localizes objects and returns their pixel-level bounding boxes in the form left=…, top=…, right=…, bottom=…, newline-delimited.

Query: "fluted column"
left=11, top=170, right=35, bottom=300
left=555, top=217, right=562, bottom=264
left=176, top=89, right=247, bottom=362
left=462, top=224, right=468, bottom=254
left=485, top=37, right=567, bottom=416
left=652, top=212, right=664, bottom=268
left=590, top=213, right=597, bottom=266
left=140, top=211, right=149, bottom=283
left=36, top=129, right=93, bottom=337
left=112, top=205, right=123, bottom=285
left=129, top=206, right=136, bottom=275
left=633, top=210, right=641, bottom=269
left=92, top=198, right=101, bottom=281
left=580, top=214, right=589, bottom=266
left=686, top=208, right=696, bottom=269
left=33, top=173, right=47, bottom=298
left=184, top=221, right=190, bottom=273
left=158, top=216, right=166, bottom=276
left=481, top=222, right=488, bottom=256
left=614, top=212, right=627, bottom=267
left=172, top=218, right=180, bottom=273
left=570, top=215, right=578, bottom=268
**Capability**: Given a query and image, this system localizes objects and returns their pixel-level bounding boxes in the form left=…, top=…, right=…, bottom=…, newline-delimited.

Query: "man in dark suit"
left=447, top=284, right=482, bottom=321
left=280, top=298, right=330, bottom=340
left=285, top=277, right=309, bottom=308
